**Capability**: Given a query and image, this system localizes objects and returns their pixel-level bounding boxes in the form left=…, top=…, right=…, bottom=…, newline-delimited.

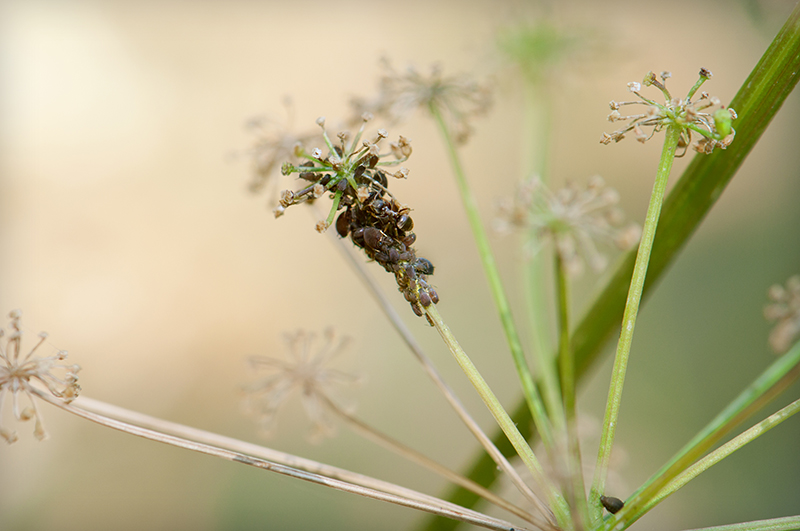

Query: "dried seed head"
left=495, top=176, right=641, bottom=276
left=601, top=69, right=735, bottom=154
left=0, top=311, right=81, bottom=443
left=243, top=98, right=321, bottom=204
left=764, top=275, right=800, bottom=354
left=350, top=59, right=491, bottom=145
left=243, top=329, right=360, bottom=443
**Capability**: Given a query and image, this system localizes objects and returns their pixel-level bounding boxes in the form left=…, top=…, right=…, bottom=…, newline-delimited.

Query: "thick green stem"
left=429, top=103, right=555, bottom=452
left=424, top=304, right=569, bottom=529
left=589, top=125, right=681, bottom=519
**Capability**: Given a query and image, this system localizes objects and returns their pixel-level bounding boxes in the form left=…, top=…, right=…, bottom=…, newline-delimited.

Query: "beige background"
left=1, top=1, right=799, bottom=530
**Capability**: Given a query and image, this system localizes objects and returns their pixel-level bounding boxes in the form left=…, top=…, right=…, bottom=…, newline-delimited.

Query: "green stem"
left=637, top=396, right=800, bottom=520
left=555, top=252, right=574, bottom=424
left=589, top=125, right=681, bottom=519
left=555, top=252, right=589, bottom=527
left=429, top=103, right=555, bottom=452
left=604, top=339, right=800, bottom=531
left=522, top=81, right=565, bottom=431
left=424, top=304, right=569, bottom=530
left=525, top=249, right=564, bottom=429
left=325, top=189, right=343, bottom=226
left=678, top=516, right=800, bottom=531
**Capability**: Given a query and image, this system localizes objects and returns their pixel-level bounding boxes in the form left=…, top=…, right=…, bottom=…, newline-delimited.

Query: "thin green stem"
left=637, top=396, right=800, bottom=520
left=604, top=339, right=800, bottom=531
left=429, top=102, right=555, bottom=452
left=321, top=219, right=546, bottom=511
left=555, top=252, right=574, bottom=424
left=589, top=125, right=681, bottom=519
left=522, top=82, right=565, bottom=432
left=325, top=189, right=343, bottom=226
left=555, top=252, right=589, bottom=528
left=679, top=516, right=800, bottom=531
left=525, top=250, right=564, bottom=429
left=424, top=303, right=569, bottom=530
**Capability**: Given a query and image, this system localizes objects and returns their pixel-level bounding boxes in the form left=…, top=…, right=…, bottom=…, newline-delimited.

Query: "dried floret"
left=243, top=329, right=359, bottom=442
left=764, top=275, right=800, bottom=354
left=496, top=176, right=641, bottom=275
left=0, top=310, right=81, bottom=443
left=601, top=69, right=736, bottom=155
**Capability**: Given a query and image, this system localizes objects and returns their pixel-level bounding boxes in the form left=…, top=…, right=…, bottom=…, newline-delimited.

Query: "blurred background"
left=1, top=0, right=799, bottom=530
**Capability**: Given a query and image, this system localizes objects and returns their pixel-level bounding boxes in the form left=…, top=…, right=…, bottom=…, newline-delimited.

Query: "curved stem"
left=429, top=103, right=554, bottom=453
left=589, top=125, right=681, bottom=519
left=53, top=394, right=532, bottom=531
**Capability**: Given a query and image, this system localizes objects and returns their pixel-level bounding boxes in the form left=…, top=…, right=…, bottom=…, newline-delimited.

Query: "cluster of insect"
left=278, top=115, right=439, bottom=320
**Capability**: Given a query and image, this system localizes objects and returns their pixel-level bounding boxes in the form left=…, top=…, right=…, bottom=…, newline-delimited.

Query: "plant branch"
left=322, top=221, right=545, bottom=510
left=589, top=125, right=681, bottom=518
left=50, top=394, right=535, bottom=531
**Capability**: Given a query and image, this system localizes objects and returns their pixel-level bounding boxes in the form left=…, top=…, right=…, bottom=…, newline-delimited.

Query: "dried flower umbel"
left=244, top=98, right=320, bottom=199
left=351, top=60, right=492, bottom=144
left=495, top=175, right=641, bottom=275
left=601, top=68, right=736, bottom=155
left=278, top=114, right=439, bottom=318
left=243, top=329, right=359, bottom=442
left=764, top=275, right=800, bottom=354
left=0, top=310, right=81, bottom=443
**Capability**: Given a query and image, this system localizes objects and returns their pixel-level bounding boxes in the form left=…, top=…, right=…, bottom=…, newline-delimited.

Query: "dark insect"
left=362, top=227, right=392, bottom=252
left=600, top=495, right=624, bottom=514
left=414, top=257, right=435, bottom=276
left=396, top=214, right=413, bottom=231
left=335, top=210, right=351, bottom=238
